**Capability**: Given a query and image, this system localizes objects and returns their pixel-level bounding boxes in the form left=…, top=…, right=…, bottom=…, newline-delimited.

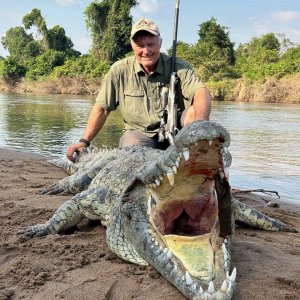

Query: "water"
left=0, top=93, right=299, bottom=202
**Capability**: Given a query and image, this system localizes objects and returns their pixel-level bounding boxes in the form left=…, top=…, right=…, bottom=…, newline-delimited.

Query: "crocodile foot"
left=18, top=224, right=51, bottom=237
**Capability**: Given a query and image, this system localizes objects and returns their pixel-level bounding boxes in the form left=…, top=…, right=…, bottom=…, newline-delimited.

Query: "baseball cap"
left=131, top=18, right=160, bottom=39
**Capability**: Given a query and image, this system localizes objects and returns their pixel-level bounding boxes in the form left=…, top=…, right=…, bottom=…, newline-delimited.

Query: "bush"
left=0, top=57, right=26, bottom=83
left=206, top=79, right=236, bottom=101
left=52, top=54, right=110, bottom=79
left=25, top=49, right=65, bottom=80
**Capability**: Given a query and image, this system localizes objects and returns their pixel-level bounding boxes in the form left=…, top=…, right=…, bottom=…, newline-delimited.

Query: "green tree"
left=47, top=25, right=73, bottom=51
left=22, top=8, right=79, bottom=54
left=260, top=33, right=280, bottom=51
left=85, top=0, right=137, bottom=63
left=169, top=18, right=236, bottom=81
left=1, top=26, right=42, bottom=63
left=170, top=41, right=192, bottom=63
left=198, top=17, right=235, bottom=65
left=0, top=57, right=26, bottom=83
left=22, top=8, right=49, bottom=50
left=235, top=33, right=281, bottom=80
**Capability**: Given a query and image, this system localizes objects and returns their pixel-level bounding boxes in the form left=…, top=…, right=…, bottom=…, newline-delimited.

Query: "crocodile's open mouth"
left=147, top=139, right=226, bottom=281
left=122, top=121, right=235, bottom=298
left=149, top=187, right=217, bottom=237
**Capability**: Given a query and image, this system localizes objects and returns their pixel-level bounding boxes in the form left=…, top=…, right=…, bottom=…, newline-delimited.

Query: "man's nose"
left=143, top=46, right=152, bottom=55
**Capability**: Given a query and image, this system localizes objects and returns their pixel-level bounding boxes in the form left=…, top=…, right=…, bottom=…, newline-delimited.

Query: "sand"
left=0, top=148, right=299, bottom=300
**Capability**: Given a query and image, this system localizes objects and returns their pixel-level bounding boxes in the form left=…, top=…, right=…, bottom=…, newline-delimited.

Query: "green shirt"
left=96, top=53, right=205, bottom=136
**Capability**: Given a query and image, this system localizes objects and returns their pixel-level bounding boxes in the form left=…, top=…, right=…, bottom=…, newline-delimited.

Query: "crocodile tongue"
left=164, top=233, right=214, bottom=280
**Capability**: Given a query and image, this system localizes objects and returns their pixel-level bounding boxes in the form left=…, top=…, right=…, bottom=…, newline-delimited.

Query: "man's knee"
left=119, top=130, right=156, bottom=148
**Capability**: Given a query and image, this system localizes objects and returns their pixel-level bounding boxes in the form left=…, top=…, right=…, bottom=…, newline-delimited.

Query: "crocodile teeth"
left=224, top=252, right=228, bottom=262
left=183, top=148, right=190, bottom=161
left=155, top=179, right=160, bottom=186
left=208, top=281, right=215, bottom=294
left=229, top=267, right=237, bottom=282
left=220, top=279, right=228, bottom=293
left=208, top=139, right=213, bottom=146
left=192, top=283, right=197, bottom=291
left=147, top=195, right=152, bottom=212
left=166, top=172, right=175, bottom=186
left=199, top=286, right=204, bottom=294
left=172, top=165, right=177, bottom=174
left=167, top=249, right=172, bottom=259
left=227, top=280, right=232, bottom=293
left=185, top=271, right=193, bottom=286
left=225, top=167, right=229, bottom=179
left=222, top=243, right=228, bottom=261
left=222, top=242, right=227, bottom=253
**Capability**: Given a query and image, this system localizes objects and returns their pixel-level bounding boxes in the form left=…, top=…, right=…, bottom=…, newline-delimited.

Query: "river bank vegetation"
left=0, top=1, right=299, bottom=103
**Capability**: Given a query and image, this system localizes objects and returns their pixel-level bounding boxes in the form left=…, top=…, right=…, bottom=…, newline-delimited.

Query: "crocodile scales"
left=19, top=121, right=297, bottom=300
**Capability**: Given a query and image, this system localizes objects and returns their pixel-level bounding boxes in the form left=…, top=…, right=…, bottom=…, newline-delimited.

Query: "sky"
left=0, top=0, right=300, bottom=57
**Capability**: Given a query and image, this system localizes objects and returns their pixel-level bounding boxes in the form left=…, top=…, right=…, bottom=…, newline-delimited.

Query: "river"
left=0, top=93, right=299, bottom=202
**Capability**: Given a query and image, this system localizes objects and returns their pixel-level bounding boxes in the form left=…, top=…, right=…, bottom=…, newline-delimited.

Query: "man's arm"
left=183, top=87, right=212, bottom=126
left=66, top=103, right=110, bottom=161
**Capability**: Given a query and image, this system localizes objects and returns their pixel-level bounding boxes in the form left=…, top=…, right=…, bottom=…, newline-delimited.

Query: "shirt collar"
left=134, top=54, right=164, bottom=75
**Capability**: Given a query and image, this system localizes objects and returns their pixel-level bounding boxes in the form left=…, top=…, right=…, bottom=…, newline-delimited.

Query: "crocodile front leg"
left=19, top=199, right=84, bottom=237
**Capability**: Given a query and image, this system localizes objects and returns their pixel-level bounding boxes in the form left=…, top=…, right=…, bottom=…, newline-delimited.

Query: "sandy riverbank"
left=0, top=148, right=299, bottom=300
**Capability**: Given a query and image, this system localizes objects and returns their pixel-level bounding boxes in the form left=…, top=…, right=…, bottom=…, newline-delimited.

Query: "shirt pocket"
left=124, top=89, right=145, bottom=115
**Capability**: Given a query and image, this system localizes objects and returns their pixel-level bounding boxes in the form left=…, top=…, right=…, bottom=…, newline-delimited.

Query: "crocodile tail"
left=48, top=157, right=78, bottom=175
left=232, top=197, right=298, bottom=233
left=47, top=145, right=101, bottom=175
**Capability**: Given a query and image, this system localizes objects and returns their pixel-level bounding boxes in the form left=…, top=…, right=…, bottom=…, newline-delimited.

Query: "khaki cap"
left=131, top=18, right=160, bottom=39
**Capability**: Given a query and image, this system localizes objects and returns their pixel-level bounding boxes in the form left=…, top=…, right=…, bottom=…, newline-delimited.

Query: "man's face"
left=131, top=34, right=162, bottom=73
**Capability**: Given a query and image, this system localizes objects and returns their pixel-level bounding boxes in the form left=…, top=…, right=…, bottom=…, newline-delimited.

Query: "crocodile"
left=19, top=121, right=297, bottom=300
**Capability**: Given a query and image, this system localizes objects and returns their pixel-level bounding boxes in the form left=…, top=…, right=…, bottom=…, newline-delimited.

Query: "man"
left=66, top=18, right=211, bottom=161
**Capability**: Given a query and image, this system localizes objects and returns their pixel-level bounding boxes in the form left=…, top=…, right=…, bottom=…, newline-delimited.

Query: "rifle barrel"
left=171, top=0, right=180, bottom=73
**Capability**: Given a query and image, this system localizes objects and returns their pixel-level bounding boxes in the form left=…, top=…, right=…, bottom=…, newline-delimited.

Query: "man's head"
left=131, top=18, right=162, bottom=74
left=131, top=18, right=160, bottom=39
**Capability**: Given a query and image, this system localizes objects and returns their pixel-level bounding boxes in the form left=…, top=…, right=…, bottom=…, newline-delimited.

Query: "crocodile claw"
left=18, top=224, right=50, bottom=237
left=39, top=184, right=64, bottom=195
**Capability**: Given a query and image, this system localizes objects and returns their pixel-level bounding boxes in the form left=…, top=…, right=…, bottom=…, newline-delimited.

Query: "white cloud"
left=271, top=10, right=300, bottom=22
left=139, top=0, right=160, bottom=14
left=252, top=18, right=300, bottom=44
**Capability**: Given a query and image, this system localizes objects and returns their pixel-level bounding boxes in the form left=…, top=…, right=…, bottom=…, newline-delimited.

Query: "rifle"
left=158, top=0, right=180, bottom=145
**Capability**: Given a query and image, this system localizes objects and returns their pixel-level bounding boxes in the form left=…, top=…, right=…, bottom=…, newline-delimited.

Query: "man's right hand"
left=65, top=103, right=110, bottom=162
left=66, top=142, right=87, bottom=162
